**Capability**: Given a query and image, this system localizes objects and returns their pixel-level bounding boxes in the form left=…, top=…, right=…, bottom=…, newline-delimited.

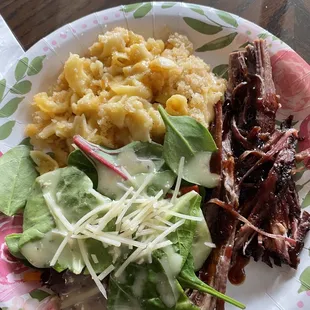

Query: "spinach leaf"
left=68, top=149, right=98, bottom=188
left=168, top=191, right=201, bottom=267
left=107, top=192, right=204, bottom=310
left=132, top=170, right=176, bottom=197
left=74, top=136, right=164, bottom=172
left=19, top=180, right=56, bottom=247
left=85, top=239, right=113, bottom=274
left=5, top=233, right=24, bottom=259
left=191, top=209, right=213, bottom=271
left=96, top=140, right=165, bottom=170
left=158, top=106, right=219, bottom=188
left=73, top=136, right=175, bottom=198
left=108, top=256, right=198, bottom=310
left=51, top=167, right=103, bottom=224
left=18, top=167, right=111, bottom=274
left=178, top=254, right=245, bottom=309
left=175, top=282, right=200, bottom=310
left=0, top=145, right=38, bottom=216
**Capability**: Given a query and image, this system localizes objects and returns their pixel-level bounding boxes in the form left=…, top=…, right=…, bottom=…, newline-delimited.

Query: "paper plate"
left=1, top=2, right=310, bottom=309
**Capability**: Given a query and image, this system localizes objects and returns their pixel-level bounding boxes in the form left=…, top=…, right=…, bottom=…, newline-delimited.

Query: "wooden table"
left=0, top=0, right=309, bottom=62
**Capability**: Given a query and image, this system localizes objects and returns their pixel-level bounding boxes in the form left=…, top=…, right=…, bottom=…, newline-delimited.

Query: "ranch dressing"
left=183, top=151, right=220, bottom=188
left=157, top=246, right=183, bottom=308
left=96, top=149, right=156, bottom=199
left=20, top=230, right=83, bottom=274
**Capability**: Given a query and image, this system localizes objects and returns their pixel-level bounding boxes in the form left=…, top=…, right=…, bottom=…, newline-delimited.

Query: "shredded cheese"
left=163, top=210, right=203, bottom=222
left=115, top=174, right=154, bottom=227
left=115, top=247, right=145, bottom=278
left=78, top=239, right=107, bottom=299
left=98, top=264, right=115, bottom=281
left=171, top=157, right=185, bottom=204
left=91, top=254, right=99, bottom=264
left=82, top=230, right=121, bottom=247
left=50, top=233, right=71, bottom=266
left=95, top=187, right=134, bottom=232
left=148, top=220, right=185, bottom=249
left=47, top=170, right=204, bottom=301
left=44, top=193, right=73, bottom=232
left=204, top=242, right=216, bottom=248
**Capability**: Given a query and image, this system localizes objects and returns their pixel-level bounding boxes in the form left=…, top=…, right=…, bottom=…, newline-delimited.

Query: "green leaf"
left=133, top=3, right=152, bottom=19
left=10, top=80, right=32, bottom=95
left=0, top=79, right=6, bottom=102
left=52, top=167, right=105, bottom=224
left=29, top=289, right=50, bottom=301
left=196, top=32, right=238, bottom=52
left=5, top=233, right=25, bottom=259
left=168, top=192, right=201, bottom=266
left=162, top=3, right=176, bottom=9
left=144, top=170, right=176, bottom=197
left=178, top=254, right=245, bottom=309
left=191, top=209, right=213, bottom=270
left=216, top=10, right=238, bottom=27
left=0, top=97, right=24, bottom=118
left=158, top=106, right=218, bottom=188
left=68, top=149, right=98, bottom=188
left=19, top=167, right=109, bottom=274
left=27, top=55, right=46, bottom=76
left=74, top=137, right=166, bottom=198
left=272, top=35, right=278, bottom=41
left=183, top=17, right=222, bottom=35
left=258, top=33, right=269, bottom=39
left=0, top=120, right=15, bottom=140
left=298, top=267, right=310, bottom=293
left=0, top=145, right=38, bottom=216
left=212, top=64, right=229, bottom=80
left=108, top=258, right=199, bottom=310
left=84, top=239, right=112, bottom=274
left=19, top=137, right=33, bottom=149
left=121, top=3, right=142, bottom=12
left=15, top=57, right=29, bottom=82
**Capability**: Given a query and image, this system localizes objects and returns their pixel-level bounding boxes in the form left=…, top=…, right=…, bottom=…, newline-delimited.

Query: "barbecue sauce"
left=228, top=255, right=250, bottom=285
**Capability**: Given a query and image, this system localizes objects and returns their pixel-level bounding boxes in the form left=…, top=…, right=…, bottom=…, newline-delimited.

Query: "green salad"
left=1, top=108, right=245, bottom=309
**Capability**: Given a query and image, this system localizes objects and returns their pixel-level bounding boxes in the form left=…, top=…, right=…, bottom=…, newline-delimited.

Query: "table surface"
left=0, top=0, right=309, bottom=62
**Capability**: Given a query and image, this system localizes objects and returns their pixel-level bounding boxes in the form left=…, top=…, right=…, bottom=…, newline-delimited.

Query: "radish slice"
left=73, top=135, right=128, bottom=180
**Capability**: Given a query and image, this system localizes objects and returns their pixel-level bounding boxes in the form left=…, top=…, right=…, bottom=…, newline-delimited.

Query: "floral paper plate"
left=0, top=2, right=310, bottom=309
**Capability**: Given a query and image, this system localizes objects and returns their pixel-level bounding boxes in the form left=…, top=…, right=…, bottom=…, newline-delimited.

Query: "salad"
left=0, top=106, right=244, bottom=309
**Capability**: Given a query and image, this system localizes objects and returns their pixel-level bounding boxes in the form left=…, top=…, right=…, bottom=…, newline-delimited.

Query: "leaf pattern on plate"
left=27, top=55, right=46, bottom=76
left=186, top=4, right=205, bottom=16
left=196, top=32, right=238, bottom=52
left=298, top=266, right=310, bottom=293
left=121, top=3, right=142, bottom=13
left=0, top=120, right=15, bottom=140
left=0, top=97, right=24, bottom=118
left=183, top=17, right=222, bottom=35
left=258, top=33, right=269, bottom=39
left=212, top=64, right=229, bottom=80
left=162, top=3, right=176, bottom=9
left=0, top=79, right=6, bottom=103
left=15, top=57, right=29, bottom=82
left=10, top=80, right=32, bottom=95
left=133, top=2, right=152, bottom=19
left=216, top=10, right=238, bottom=27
